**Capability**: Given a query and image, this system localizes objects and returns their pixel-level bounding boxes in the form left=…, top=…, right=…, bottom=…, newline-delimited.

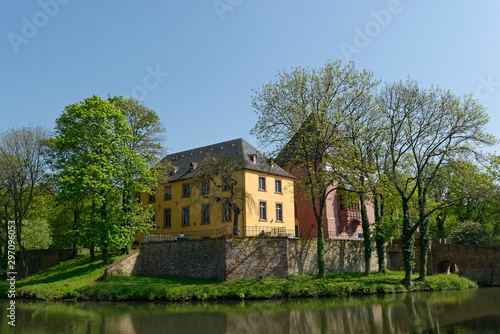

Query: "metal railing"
left=143, top=225, right=363, bottom=243
left=144, top=226, right=234, bottom=243
left=298, top=230, right=364, bottom=240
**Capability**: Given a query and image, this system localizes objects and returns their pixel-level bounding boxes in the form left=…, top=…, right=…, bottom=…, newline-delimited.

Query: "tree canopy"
left=52, top=95, right=160, bottom=262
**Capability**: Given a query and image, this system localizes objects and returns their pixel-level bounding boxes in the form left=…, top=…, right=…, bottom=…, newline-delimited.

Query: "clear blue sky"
left=2, top=1, right=500, bottom=155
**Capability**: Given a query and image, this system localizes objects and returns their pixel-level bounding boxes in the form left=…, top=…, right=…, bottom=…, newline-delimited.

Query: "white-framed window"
left=259, top=201, right=267, bottom=221
left=163, top=209, right=171, bottom=228
left=276, top=203, right=283, bottom=222
left=202, top=181, right=210, bottom=195
left=182, top=206, right=190, bottom=226
left=222, top=176, right=231, bottom=191
left=275, top=179, right=282, bottom=194
left=182, top=183, right=190, bottom=198
left=164, top=186, right=172, bottom=200
left=201, top=204, right=210, bottom=224
left=258, top=176, right=266, bottom=191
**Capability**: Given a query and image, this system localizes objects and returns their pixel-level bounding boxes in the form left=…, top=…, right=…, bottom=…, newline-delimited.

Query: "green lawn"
left=0, top=252, right=478, bottom=301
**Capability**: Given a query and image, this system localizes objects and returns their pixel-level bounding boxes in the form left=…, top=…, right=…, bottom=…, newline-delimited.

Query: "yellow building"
left=134, top=138, right=295, bottom=247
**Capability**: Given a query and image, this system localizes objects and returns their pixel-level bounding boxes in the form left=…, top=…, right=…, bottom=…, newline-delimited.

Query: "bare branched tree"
left=0, top=125, right=50, bottom=277
left=377, top=79, right=496, bottom=286
left=252, top=60, right=379, bottom=278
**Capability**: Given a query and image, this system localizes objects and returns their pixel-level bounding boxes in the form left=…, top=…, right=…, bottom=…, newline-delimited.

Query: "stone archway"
left=437, top=260, right=459, bottom=275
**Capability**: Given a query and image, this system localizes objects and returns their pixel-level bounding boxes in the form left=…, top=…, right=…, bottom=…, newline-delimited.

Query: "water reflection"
left=0, top=288, right=499, bottom=334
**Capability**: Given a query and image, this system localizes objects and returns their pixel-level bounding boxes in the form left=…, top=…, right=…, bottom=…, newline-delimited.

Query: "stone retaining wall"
left=106, top=238, right=499, bottom=284
left=141, top=239, right=226, bottom=280
left=288, top=239, right=378, bottom=275
left=225, top=237, right=289, bottom=280
left=106, top=237, right=378, bottom=281
left=104, top=249, right=142, bottom=278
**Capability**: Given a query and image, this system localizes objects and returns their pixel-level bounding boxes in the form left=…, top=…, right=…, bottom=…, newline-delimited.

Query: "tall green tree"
left=377, top=79, right=495, bottom=286
left=251, top=60, right=378, bottom=278
left=109, top=96, right=166, bottom=165
left=328, top=88, right=381, bottom=276
left=109, top=96, right=166, bottom=253
left=52, top=96, right=156, bottom=263
left=370, top=173, right=401, bottom=273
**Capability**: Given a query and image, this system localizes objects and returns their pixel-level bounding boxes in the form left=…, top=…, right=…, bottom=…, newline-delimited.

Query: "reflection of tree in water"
left=3, top=288, right=499, bottom=333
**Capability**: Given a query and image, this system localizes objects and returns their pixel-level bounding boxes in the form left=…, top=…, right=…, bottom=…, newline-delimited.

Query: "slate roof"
left=160, top=138, right=294, bottom=182
left=275, top=112, right=337, bottom=166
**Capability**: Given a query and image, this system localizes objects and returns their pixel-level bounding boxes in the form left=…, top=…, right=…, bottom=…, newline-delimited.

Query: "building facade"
left=134, top=138, right=295, bottom=247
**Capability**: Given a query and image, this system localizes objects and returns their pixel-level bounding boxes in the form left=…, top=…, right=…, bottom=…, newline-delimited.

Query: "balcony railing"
left=143, top=225, right=363, bottom=243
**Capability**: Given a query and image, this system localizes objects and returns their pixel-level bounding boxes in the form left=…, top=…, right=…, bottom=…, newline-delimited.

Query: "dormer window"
left=252, top=154, right=257, bottom=163
left=190, top=162, right=195, bottom=171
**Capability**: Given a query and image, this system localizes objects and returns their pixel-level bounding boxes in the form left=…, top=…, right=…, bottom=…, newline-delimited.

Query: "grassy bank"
left=0, top=253, right=478, bottom=301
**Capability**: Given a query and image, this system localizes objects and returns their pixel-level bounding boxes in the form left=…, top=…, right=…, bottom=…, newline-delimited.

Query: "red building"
left=285, top=170, right=373, bottom=240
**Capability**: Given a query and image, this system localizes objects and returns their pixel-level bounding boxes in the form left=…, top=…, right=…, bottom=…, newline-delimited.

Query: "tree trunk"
left=123, top=243, right=132, bottom=255
left=101, top=203, right=109, bottom=264
left=310, top=186, right=326, bottom=279
left=373, top=192, right=387, bottom=273
left=121, top=183, right=132, bottom=255
left=71, top=209, right=79, bottom=259
left=360, top=192, right=371, bottom=276
left=102, top=247, right=109, bottom=263
left=90, top=243, right=95, bottom=261
left=418, top=186, right=431, bottom=281
left=233, top=205, right=241, bottom=236
left=401, top=196, right=414, bottom=288
left=317, top=221, right=325, bottom=279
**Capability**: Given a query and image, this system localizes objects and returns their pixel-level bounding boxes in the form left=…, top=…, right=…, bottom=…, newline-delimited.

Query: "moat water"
left=0, top=287, right=499, bottom=333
